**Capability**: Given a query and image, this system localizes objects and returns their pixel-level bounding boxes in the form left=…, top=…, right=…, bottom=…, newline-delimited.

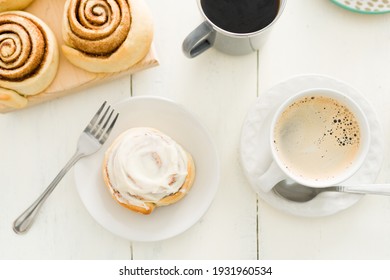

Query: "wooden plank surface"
left=2, top=0, right=390, bottom=261
left=257, top=0, right=390, bottom=259
left=1, top=76, right=134, bottom=259
left=0, top=0, right=158, bottom=113
left=131, top=0, right=258, bottom=259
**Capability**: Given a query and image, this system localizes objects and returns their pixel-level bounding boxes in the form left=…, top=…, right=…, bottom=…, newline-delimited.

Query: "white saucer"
left=240, top=74, right=384, bottom=217
left=74, top=96, right=219, bottom=241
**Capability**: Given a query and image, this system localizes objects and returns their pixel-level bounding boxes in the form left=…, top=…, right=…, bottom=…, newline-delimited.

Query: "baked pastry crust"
left=0, top=0, right=35, bottom=12
left=0, top=11, right=59, bottom=108
left=62, top=0, right=153, bottom=73
left=102, top=127, right=196, bottom=215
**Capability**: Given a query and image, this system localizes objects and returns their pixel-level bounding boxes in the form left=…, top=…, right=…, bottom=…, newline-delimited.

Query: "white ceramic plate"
left=74, top=96, right=219, bottom=241
left=240, top=74, right=384, bottom=217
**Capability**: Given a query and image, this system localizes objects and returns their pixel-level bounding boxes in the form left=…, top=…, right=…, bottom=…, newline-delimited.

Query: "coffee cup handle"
left=182, top=21, right=215, bottom=58
left=255, top=161, right=287, bottom=193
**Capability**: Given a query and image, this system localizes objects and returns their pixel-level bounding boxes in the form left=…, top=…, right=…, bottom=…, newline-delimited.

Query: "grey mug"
left=182, top=0, right=287, bottom=58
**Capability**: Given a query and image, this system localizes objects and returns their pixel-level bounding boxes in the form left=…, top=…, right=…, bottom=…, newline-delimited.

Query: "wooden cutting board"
left=0, top=0, right=159, bottom=113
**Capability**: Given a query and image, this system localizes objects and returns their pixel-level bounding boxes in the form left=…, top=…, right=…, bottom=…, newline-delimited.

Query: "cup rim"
left=196, top=0, right=287, bottom=38
left=270, top=87, right=371, bottom=188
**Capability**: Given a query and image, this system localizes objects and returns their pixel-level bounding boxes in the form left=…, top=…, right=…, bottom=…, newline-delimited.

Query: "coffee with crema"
left=273, top=95, right=361, bottom=181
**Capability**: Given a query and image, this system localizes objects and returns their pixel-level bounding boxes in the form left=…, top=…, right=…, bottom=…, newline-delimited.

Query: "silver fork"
left=13, top=101, right=119, bottom=234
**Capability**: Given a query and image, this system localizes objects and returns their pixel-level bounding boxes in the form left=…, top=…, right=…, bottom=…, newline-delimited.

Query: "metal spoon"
left=273, top=180, right=390, bottom=203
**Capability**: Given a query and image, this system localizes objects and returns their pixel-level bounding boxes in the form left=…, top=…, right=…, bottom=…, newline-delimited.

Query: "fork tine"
left=96, top=109, right=114, bottom=139
left=85, top=101, right=107, bottom=132
left=12, top=101, right=118, bottom=234
left=99, top=112, right=119, bottom=144
left=91, top=105, right=110, bottom=135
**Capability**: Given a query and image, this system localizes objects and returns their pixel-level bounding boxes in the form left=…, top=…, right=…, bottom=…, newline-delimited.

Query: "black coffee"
left=200, top=0, right=280, bottom=34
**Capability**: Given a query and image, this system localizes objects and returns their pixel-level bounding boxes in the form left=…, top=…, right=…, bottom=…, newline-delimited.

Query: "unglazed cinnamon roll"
left=0, top=11, right=59, bottom=108
left=103, top=127, right=195, bottom=215
left=62, top=0, right=153, bottom=73
left=0, top=0, right=35, bottom=12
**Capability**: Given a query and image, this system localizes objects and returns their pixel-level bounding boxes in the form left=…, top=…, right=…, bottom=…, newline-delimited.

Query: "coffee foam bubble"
left=273, top=95, right=361, bottom=181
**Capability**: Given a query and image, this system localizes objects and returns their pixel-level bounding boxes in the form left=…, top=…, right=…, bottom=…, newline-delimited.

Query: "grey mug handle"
left=182, top=21, right=215, bottom=58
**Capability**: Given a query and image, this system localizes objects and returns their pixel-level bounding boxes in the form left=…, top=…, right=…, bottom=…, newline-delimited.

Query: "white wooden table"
left=2, top=0, right=390, bottom=260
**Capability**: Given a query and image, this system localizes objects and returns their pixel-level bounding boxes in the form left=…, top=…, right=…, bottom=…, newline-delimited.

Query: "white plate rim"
left=74, top=96, right=220, bottom=241
left=240, top=74, right=385, bottom=217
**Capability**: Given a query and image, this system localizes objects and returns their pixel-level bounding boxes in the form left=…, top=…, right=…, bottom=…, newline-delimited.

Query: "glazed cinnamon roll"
left=62, top=0, right=153, bottom=73
left=103, top=127, right=195, bottom=215
left=0, top=11, right=59, bottom=108
left=0, top=0, right=35, bottom=12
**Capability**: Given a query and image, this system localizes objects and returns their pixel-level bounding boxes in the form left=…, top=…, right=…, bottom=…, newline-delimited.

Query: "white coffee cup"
left=257, top=88, right=371, bottom=193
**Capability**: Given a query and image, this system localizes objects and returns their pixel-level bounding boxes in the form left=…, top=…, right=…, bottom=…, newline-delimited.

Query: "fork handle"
left=13, top=152, right=84, bottom=234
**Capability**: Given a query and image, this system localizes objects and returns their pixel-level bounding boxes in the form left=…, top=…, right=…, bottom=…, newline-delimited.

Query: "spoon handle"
left=340, top=184, right=390, bottom=196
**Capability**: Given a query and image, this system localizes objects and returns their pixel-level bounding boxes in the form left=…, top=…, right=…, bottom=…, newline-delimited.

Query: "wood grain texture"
left=257, top=0, right=390, bottom=259
left=131, top=0, right=258, bottom=259
left=0, top=0, right=158, bottom=113
left=0, top=76, right=133, bottom=259
left=2, top=0, right=390, bottom=261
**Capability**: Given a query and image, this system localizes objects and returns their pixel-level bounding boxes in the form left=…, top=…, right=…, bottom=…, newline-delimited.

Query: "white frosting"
left=106, top=127, right=188, bottom=208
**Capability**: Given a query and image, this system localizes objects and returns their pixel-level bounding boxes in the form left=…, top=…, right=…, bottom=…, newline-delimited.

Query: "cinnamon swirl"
left=0, top=0, right=35, bottom=12
left=0, top=11, right=59, bottom=108
left=62, top=0, right=153, bottom=73
left=103, top=127, right=195, bottom=215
